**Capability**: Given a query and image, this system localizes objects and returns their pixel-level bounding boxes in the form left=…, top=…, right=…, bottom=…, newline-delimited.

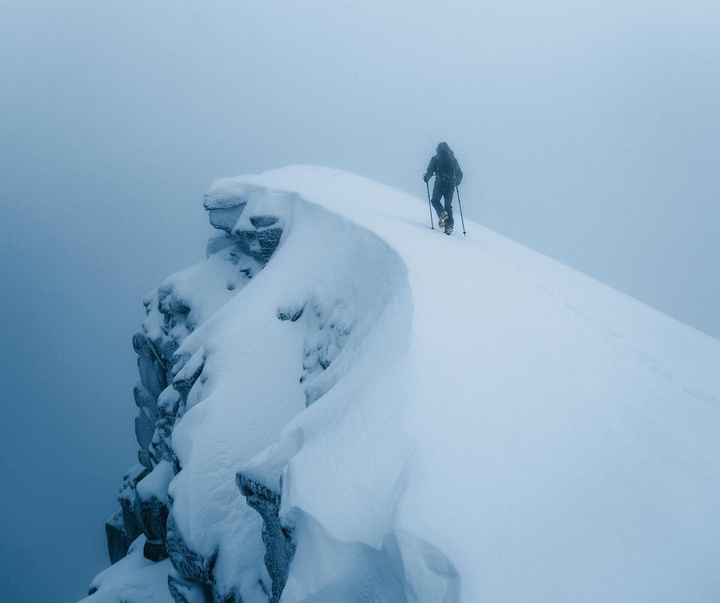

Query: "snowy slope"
left=84, top=166, right=720, bottom=603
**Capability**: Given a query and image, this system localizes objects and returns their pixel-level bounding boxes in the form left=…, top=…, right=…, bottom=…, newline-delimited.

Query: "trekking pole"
left=456, top=186, right=467, bottom=236
left=426, top=180, right=434, bottom=229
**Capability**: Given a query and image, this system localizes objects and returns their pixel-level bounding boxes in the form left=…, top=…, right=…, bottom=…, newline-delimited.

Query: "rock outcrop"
left=93, top=183, right=291, bottom=601
left=236, top=474, right=295, bottom=603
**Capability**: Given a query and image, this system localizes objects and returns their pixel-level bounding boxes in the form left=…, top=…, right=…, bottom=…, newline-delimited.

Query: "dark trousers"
left=431, top=181, right=455, bottom=227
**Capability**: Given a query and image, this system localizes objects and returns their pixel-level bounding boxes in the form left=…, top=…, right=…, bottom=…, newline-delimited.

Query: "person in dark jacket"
left=423, top=142, right=463, bottom=234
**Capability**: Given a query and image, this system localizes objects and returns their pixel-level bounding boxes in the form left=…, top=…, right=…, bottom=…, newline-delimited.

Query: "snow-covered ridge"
left=84, top=167, right=413, bottom=602
left=84, top=166, right=720, bottom=603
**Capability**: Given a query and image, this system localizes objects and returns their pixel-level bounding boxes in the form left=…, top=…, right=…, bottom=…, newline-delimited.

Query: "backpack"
left=435, top=153, right=457, bottom=184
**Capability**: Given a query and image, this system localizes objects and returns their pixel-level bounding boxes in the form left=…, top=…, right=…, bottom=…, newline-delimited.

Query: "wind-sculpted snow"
left=83, top=169, right=412, bottom=602
left=84, top=166, right=720, bottom=603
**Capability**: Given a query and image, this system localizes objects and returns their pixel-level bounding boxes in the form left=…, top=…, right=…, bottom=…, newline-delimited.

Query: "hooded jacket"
left=424, top=143, right=463, bottom=186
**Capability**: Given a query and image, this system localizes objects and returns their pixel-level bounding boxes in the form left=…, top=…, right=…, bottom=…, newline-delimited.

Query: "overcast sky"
left=1, top=1, right=718, bottom=601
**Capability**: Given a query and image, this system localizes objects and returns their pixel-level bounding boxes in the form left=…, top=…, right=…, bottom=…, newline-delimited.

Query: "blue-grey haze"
left=1, top=1, right=718, bottom=601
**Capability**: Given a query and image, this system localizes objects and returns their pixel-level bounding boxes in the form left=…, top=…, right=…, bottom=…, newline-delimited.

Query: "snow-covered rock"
left=84, top=166, right=720, bottom=603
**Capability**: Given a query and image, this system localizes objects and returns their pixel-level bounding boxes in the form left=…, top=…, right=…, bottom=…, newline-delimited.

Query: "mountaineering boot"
left=445, top=224, right=453, bottom=235
left=438, top=211, right=448, bottom=228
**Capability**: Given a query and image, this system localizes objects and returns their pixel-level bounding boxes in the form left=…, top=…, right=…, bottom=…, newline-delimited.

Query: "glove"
left=423, top=174, right=430, bottom=183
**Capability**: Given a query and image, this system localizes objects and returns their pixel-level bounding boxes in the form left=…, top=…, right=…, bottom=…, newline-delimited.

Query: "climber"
left=423, top=142, right=463, bottom=235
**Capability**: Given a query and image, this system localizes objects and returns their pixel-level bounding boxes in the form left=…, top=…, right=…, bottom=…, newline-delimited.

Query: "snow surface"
left=79, top=537, right=174, bottom=603
left=88, top=165, right=720, bottom=602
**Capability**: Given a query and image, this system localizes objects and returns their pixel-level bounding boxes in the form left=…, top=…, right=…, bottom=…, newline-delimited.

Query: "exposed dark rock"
left=133, top=384, right=160, bottom=469
left=133, top=333, right=168, bottom=398
left=134, top=382, right=158, bottom=415
left=173, top=361, right=205, bottom=398
left=166, top=514, right=217, bottom=585
left=150, top=418, right=176, bottom=465
left=237, top=473, right=295, bottom=603
left=143, top=539, right=169, bottom=562
left=137, top=495, right=169, bottom=543
left=138, top=448, right=151, bottom=469
left=206, top=204, right=247, bottom=234
left=105, top=510, right=137, bottom=564
left=158, top=389, right=182, bottom=421
left=277, top=303, right=306, bottom=322
left=135, top=410, right=154, bottom=456
left=105, top=465, right=149, bottom=564
left=168, top=571, right=213, bottom=603
left=163, top=337, right=181, bottom=358
left=119, top=466, right=150, bottom=534
left=233, top=230, right=265, bottom=262
left=157, top=286, right=186, bottom=314
left=250, top=215, right=279, bottom=228
left=212, top=588, right=242, bottom=603
left=257, top=228, right=283, bottom=262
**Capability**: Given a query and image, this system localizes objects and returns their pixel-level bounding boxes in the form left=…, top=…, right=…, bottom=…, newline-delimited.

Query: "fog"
left=1, top=1, right=718, bottom=601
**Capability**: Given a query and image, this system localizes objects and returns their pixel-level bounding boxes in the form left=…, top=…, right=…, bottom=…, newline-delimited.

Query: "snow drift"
left=83, top=166, right=720, bottom=603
